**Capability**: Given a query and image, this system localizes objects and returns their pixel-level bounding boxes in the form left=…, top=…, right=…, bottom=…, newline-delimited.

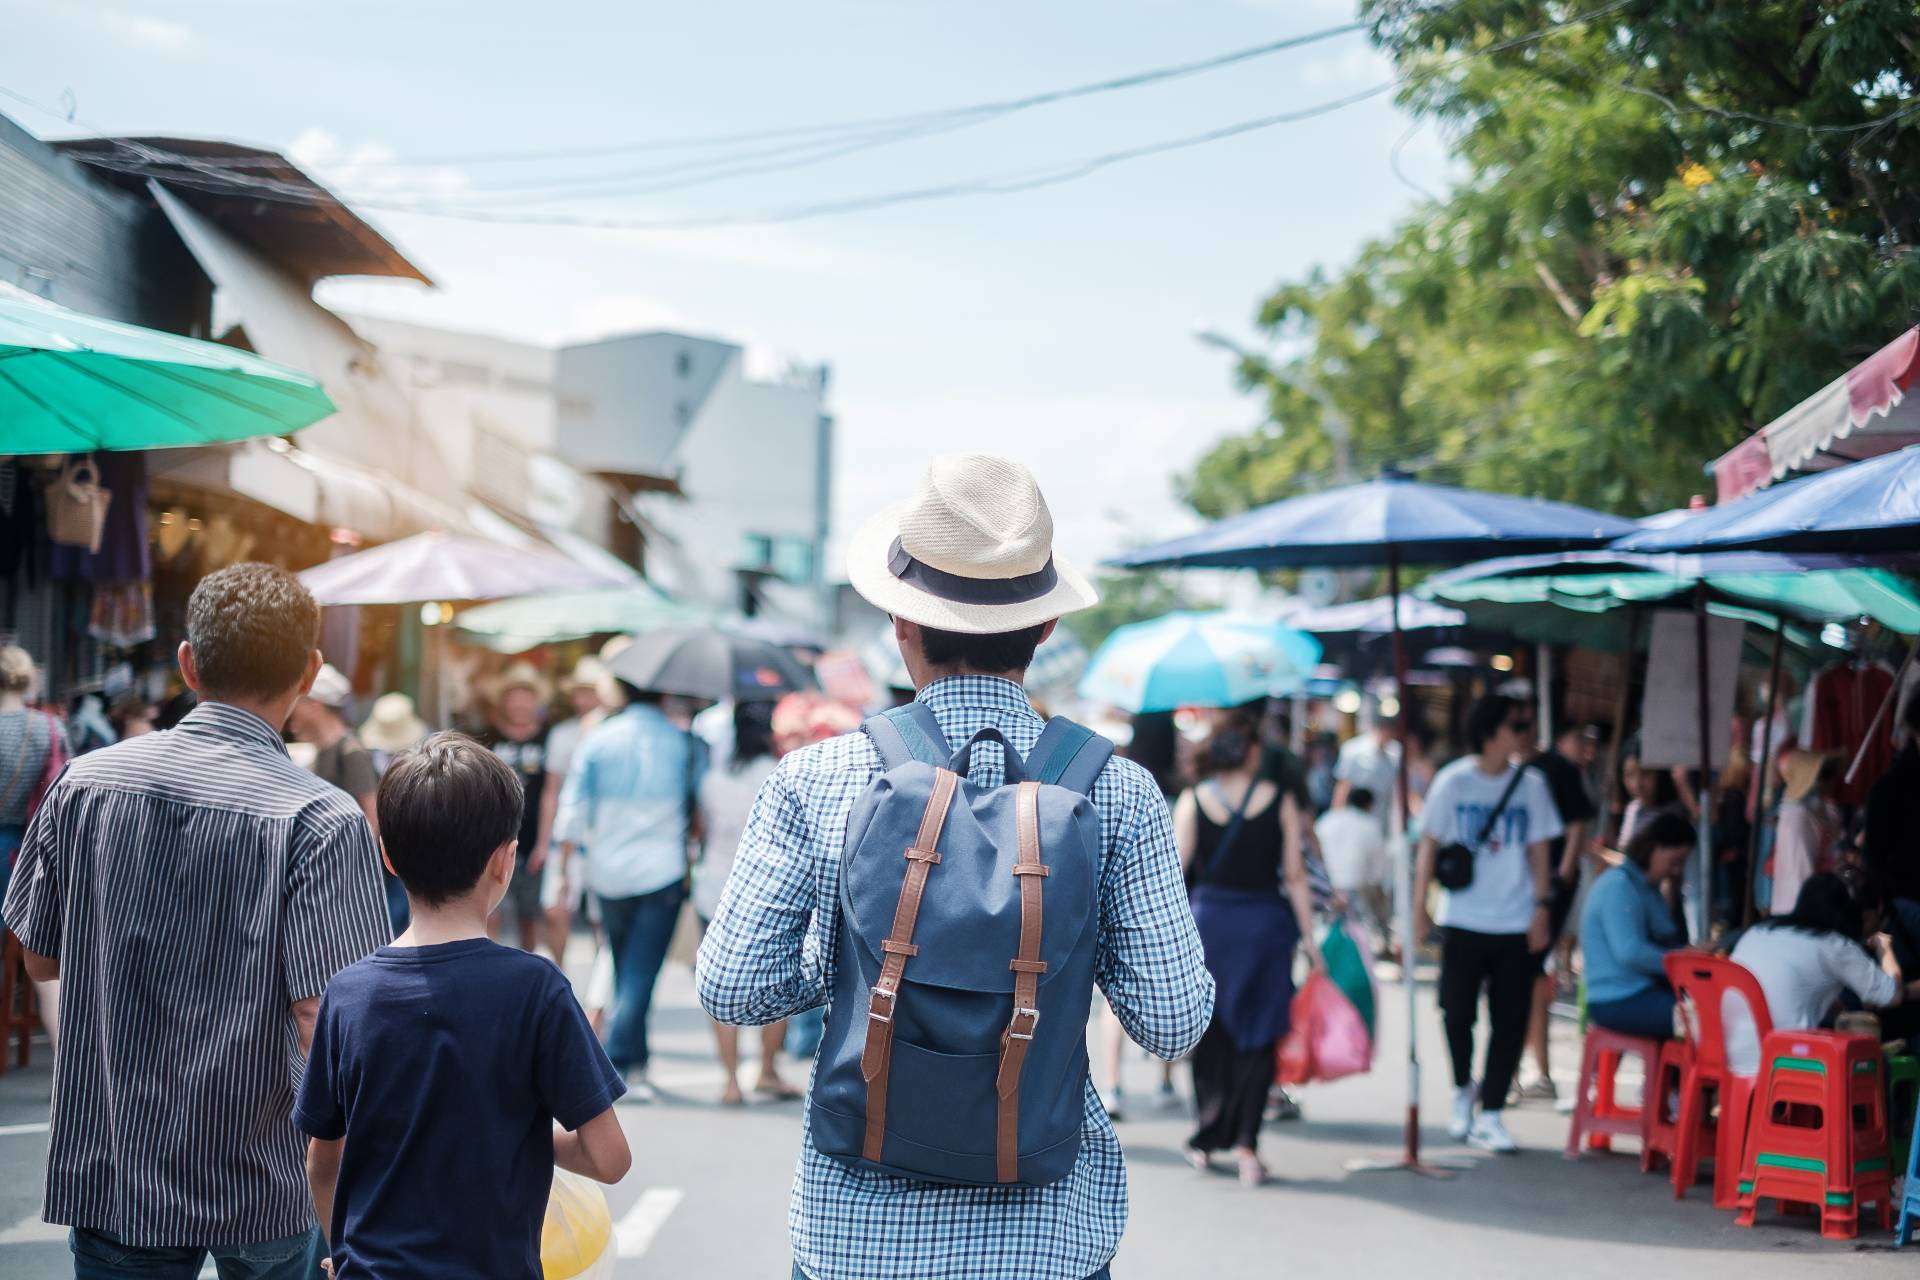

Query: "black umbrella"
left=607, top=626, right=816, bottom=703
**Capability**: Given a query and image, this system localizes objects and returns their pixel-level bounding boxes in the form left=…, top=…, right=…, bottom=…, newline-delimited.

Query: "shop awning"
left=1711, top=326, right=1920, bottom=502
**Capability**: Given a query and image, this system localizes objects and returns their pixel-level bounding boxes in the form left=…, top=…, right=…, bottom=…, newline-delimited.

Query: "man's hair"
left=1347, top=786, right=1376, bottom=814
left=377, top=731, right=524, bottom=906
left=917, top=623, right=1049, bottom=674
left=1465, top=693, right=1523, bottom=755
left=185, top=563, right=320, bottom=701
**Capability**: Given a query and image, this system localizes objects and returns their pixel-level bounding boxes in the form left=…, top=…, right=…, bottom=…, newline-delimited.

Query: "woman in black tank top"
left=1175, top=710, right=1324, bottom=1186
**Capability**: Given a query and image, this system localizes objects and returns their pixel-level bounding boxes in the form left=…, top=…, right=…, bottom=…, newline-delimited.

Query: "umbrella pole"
left=1691, top=586, right=1716, bottom=941
left=1746, top=619, right=1785, bottom=928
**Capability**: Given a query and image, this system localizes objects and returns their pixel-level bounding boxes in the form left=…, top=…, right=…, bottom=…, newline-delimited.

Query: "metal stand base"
left=1342, top=1108, right=1473, bottom=1178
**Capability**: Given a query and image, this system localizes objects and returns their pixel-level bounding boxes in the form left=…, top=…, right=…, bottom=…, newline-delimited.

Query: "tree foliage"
left=1183, top=0, right=1920, bottom=519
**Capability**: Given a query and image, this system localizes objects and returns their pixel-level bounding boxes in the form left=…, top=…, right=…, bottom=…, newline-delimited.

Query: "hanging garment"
left=87, top=581, right=156, bottom=648
left=1803, top=661, right=1896, bottom=807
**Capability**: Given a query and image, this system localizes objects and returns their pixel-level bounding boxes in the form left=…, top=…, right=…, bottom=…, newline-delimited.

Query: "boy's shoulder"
left=327, top=940, right=571, bottom=1005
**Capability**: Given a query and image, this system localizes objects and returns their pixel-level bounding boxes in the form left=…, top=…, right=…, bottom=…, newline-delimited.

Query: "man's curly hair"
left=185, top=562, right=320, bottom=701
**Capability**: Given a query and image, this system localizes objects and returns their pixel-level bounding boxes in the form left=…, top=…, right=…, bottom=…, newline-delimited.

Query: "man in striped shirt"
left=3, top=563, right=391, bottom=1278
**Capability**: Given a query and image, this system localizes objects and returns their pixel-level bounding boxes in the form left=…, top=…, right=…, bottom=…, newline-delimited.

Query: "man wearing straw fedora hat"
left=698, top=453, right=1214, bottom=1280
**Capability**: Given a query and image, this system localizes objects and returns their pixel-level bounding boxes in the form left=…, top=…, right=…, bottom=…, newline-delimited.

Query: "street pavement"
left=3, top=948, right=1915, bottom=1278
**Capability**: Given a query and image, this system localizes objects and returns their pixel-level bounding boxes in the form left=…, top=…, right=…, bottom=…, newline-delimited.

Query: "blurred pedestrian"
left=1334, top=712, right=1401, bottom=829
left=695, top=700, right=798, bottom=1104
left=554, top=672, right=708, bottom=1103
left=1769, top=749, right=1841, bottom=917
left=3, top=562, right=389, bottom=1276
left=359, top=691, right=431, bottom=935
left=1178, top=710, right=1323, bottom=1186
left=478, top=663, right=555, bottom=952
left=288, top=664, right=379, bottom=834
left=1317, top=786, right=1388, bottom=930
left=1, top=645, right=66, bottom=909
left=540, top=658, right=610, bottom=966
left=1517, top=721, right=1599, bottom=1101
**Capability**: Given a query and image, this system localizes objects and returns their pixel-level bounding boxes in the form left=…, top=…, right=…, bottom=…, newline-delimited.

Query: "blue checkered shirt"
left=696, top=676, right=1213, bottom=1280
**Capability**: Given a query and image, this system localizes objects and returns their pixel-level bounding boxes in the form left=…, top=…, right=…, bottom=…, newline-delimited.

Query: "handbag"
left=1433, top=764, right=1529, bottom=892
left=45, top=457, right=112, bottom=554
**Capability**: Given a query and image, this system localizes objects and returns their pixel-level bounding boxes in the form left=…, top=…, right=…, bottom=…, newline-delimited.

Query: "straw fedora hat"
left=1779, top=748, right=1832, bottom=804
left=359, top=693, right=429, bottom=754
left=481, top=661, right=555, bottom=708
left=846, top=453, right=1099, bottom=635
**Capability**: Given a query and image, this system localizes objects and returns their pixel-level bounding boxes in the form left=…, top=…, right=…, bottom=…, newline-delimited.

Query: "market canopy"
left=453, top=584, right=707, bottom=652
left=1110, top=472, right=1636, bottom=571
left=1284, top=594, right=1465, bottom=635
left=1712, top=326, right=1920, bottom=502
left=299, top=530, right=634, bottom=606
left=0, top=282, right=336, bottom=453
left=1617, top=443, right=1920, bottom=557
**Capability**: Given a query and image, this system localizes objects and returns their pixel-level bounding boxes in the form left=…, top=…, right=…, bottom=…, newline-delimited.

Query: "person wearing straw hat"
left=540, top=657, right=611, bottom=965
left=479, top=662, right=557, bottom=953
left=696, top=453, right=1214, bottom=1280
left=357, top=691, right=432, bottom=934
left=1769, top=748, right=1841, bottom=917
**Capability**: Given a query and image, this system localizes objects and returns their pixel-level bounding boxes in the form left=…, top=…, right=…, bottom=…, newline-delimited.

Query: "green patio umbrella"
left=0, top=284, right=335, bottom=453
left=453, top=584, right=707, bottom=653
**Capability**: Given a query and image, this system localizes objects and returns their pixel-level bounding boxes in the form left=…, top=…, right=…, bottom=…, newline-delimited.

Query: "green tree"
left=1184, top=0, right=1920, bottom=519
left=1061, top=572, right=1195, bottom=651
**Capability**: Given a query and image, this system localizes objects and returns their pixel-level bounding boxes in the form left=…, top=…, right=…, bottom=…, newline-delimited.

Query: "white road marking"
left=0, top=1121, right=49, bottom=1137
left=614, top=1187, right=684, bottom=1258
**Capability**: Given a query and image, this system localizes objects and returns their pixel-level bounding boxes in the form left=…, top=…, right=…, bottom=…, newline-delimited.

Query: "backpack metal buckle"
left=868, top=986, right=897, bottom=1024
left=1007, top=1007, right=1041, bottom=1041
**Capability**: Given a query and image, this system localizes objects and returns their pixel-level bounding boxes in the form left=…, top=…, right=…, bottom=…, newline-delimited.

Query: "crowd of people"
left=5, top=451, right=1920, bottom=1279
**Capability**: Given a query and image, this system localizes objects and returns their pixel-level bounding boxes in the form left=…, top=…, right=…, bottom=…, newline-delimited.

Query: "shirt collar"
left=176, top=701, right=291, bottom=756
left=914, top=675, right=1035, bottom=717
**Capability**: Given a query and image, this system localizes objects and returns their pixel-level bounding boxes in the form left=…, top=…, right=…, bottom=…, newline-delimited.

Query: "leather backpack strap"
left=860, top=766, right=960, bottom=1163
left=1025, top=717, right=1113, bottom=795
left=996, top=780, right=1049, bottom=1183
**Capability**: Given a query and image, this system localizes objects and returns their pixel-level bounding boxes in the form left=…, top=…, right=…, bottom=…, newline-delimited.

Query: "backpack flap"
left=841, top=769, right=1098, bottom=995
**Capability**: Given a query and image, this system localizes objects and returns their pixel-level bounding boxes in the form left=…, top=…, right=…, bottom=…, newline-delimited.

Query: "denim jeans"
left=599, top=881, right=686, bottom=1073
left=1588, top=983, right=1677, bottom=1040
left=71, top=1226, right=324, bottom=1279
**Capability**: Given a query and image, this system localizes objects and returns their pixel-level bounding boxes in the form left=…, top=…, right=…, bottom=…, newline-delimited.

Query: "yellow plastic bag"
left=542, top=1168, right=615, bottom=1280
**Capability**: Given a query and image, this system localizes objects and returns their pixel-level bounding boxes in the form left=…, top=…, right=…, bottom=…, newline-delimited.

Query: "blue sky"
left=6, top=0, right=1449, bottom=565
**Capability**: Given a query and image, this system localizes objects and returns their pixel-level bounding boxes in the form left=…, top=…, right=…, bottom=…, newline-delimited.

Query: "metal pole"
left=1389, top=549, right=1420, bottom=1166
left=1537, top=643, right=1554, bottom=749
left=1691, top=587, right=1716, bottom=941
left=1746, top=619, right=1785, bottom=928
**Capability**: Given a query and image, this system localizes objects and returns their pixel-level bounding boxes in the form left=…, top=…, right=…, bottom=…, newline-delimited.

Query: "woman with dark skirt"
left=1178, top=710, right=1323, bottom=1185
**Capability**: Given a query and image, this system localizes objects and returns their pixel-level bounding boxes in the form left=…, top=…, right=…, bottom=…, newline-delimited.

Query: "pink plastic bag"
left=1276, top=972, right=1373, bottom=1086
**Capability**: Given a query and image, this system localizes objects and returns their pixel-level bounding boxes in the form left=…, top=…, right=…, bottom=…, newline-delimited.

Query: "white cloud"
left=1300, top=43, right=1393, bottom=87
left=95, top=7, right=196, bottom=55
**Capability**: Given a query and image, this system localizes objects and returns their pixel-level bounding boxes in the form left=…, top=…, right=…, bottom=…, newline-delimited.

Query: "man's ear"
left=296, top=650, right=323, bottom=699
left=1038, top=619, right=1058, bottom=645
left=178, top=641, right=202, bottom=694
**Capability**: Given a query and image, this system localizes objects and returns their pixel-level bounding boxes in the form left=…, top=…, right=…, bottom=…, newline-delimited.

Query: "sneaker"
left=1265, top=1088, right=1303, bottom=1122
left=1449, top=1083, right=1478, bottom=1139
left=1101, top=1089, right=1125, bottom=1122
left=1467, top=1111, right=1519, bottom=1154
left=1515, top=1075, right=1558, bottom=1103
left=622, top=1071, right=658, bottom=1105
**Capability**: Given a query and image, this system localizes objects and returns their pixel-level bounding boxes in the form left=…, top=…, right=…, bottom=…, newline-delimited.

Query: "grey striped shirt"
left=2, top=701, right=391, bottom=1246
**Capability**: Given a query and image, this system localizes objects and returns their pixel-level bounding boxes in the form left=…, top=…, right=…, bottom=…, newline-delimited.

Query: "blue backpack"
left=808, top=702, right=1113, bottom=1186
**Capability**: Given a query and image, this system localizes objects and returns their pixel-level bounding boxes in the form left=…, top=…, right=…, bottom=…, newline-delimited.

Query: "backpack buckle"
left=1007, top=1007, right=1041, bottom=1041
left=868, top=986, right=898, bottom=1024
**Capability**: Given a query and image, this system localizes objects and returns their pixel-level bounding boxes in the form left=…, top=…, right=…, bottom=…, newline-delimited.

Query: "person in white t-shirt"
left=1414, top=694, right=1563, bottom=1154
left=1334, top=717, right=1401, bottom=830
left=1316, top=787, right=1389, bottom=936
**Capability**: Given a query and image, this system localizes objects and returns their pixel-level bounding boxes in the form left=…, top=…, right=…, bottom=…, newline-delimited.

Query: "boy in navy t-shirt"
left=296, top=732, right=630, bottom=1277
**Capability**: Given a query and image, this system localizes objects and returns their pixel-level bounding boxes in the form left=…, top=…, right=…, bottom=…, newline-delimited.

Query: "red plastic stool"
left=0, top=932, right=39, bottom=1076
left=1565, top=1025, right=1660, bottom=1159
left=1642, top=1038, right=1692, bottom=1174
left=1667, top=953, right=1771, bottom=1208
left=1736, top=1030, right=1893, bottom=1240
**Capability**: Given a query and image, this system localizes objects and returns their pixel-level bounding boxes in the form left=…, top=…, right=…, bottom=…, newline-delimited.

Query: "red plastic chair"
left=1565, top=1024, right=1662, bottom=1160
left=1736, top=1029, right=1893, bottom=1239
left=0, top=932, right=38, bottom=1075
left=1666, top=952, right=1772, bottom=1209
left=1642, top=1038, right=1693, bottom=1174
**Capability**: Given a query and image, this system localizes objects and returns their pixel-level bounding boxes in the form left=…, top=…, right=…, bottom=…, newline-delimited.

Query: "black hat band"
left=886, top=537, right=1058, bottom=606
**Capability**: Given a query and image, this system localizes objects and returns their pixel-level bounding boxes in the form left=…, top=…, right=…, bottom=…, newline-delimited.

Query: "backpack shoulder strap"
left=1025, top=717, right=1114, bottom=796
left=862, top=703, right=953, bottom=771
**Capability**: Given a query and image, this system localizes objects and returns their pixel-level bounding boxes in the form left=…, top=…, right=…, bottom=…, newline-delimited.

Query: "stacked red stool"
left=1736, top=1029, right=1893, bottom=1240
left=1666, top=953, right=1770, bottom=1208
left=1565, top=1024, right=1662, bottom=1160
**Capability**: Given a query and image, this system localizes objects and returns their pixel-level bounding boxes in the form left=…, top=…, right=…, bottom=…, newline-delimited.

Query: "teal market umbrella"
left=1078, top=611, right=1321, bottom=713
left=0, top=284, right=335, bottom=452
left=454, top=584, right=708, bottom=653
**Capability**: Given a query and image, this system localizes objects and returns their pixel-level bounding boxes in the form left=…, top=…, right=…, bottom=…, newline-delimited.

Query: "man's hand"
left=1526, top=907, right=1551, bottom=955
left=527, top=841, right=548, bottom=875
left=1414, top=906, right=1434, bottom=951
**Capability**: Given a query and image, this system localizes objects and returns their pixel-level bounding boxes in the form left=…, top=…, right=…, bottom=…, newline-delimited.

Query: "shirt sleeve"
left=695, top=763, right=828, bottom=1026
left=292, top=992, right=346, bottom=1140
left=536, top=974, right=627, bottom=1130
left=1825, top=934, right=1900, bottom=1009
left=1094, top=763, right=1215, bottom=1060
left=1526, top=772, right=1566, bottom=846
left=1551, top=761, right=1598, bottom=825
left=2, top=782, right=64, bottom=957
left=1421, top=772, right=1458, bottom=844
left=284, top=810, right=393, bottom=1002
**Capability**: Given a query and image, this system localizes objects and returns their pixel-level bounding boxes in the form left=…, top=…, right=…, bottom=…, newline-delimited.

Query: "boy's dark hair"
left=1465, top=693, right=1523, bottom=755
left=185, top=562, right=320, bottom=701
left=1348, top=786, right=1376, bottom=814
left=917, top=623, right=1049, bottom=674
left=377, top=731, right=524, bottom=906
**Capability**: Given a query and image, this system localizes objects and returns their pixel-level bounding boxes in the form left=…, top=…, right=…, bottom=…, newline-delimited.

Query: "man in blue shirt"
left=554, top=686, right=707, bottom=1102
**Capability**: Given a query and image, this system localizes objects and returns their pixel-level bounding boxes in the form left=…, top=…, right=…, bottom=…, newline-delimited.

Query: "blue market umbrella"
left=1078, top=612, right=1321, bottom=713
left=1617, top=444, right=1920, bottom=555
left=1111, top=472, right=1632, bottom=1174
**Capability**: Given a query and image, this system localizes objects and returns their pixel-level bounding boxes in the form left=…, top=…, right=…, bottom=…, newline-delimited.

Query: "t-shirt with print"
left=294, top=939, right=623, bottom=1279
left=1424, top=757, right=1564, bottom=935
left=482, top=726, right=550, bottom=861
